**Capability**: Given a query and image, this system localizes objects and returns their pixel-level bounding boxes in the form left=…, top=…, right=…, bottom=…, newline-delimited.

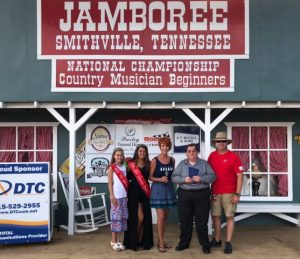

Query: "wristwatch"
left=235, top=193, right=241, bottom=197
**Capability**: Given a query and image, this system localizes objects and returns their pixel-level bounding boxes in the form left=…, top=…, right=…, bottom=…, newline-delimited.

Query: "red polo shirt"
left=208, top=150, right=243, bottom=194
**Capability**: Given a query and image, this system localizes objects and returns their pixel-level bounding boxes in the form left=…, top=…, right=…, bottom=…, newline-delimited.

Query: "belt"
left=178, top=187, right=210, bottom=192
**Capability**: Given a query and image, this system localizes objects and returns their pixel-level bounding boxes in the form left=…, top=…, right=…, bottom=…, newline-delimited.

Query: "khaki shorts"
left=211, top=193, right=237, bottom=217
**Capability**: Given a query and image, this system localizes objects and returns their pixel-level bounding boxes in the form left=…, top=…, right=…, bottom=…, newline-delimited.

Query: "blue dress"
left=150, top=157, right=177, bottom=208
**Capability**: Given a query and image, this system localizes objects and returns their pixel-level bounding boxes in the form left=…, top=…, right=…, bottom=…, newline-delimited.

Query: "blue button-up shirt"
left=172, top=158, right=216, bottom=190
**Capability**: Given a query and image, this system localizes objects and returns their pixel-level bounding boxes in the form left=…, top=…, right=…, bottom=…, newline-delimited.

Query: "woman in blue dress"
left=149, top=137, right=177, bottom=252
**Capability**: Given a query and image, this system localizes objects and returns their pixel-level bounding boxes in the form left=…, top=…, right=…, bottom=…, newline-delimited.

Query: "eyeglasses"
left=187, top=150, right=198, bottom=153
left=215, top=141, right=228, bottom=144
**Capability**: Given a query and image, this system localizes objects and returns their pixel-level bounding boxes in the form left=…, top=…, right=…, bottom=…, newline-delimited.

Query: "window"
left=226, top=122, right=294, bottom=201
left=0, top=123, right=58, bottom=201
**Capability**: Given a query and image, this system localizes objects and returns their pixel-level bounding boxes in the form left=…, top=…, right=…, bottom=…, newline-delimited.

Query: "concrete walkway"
left=0, top=225, right=299, bottom=259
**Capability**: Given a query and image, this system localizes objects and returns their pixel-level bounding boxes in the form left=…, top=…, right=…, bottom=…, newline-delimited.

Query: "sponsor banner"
left=59, top=140, right=85, bottom=179
left=38, top=0, right=248, bottom=57
left=86, top=124, right=115, bottom=153
left=0, top=163, right=50, bottom=244
left=85, top=154, right=110, bottom=183
left=143, top=124, right=173, bottom=154
left=53, top=59, right=233, bottom=91
left=83, top=123, right=204, bottom=182
left=115, top=125, right=144, bottom=154
left=174, top=126, right=200, bottom=153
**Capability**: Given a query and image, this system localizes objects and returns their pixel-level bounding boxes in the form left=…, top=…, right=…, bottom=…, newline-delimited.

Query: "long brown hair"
left=132, top=144, right=150, bottom=171
left=110, top=147, right=125, bottom=165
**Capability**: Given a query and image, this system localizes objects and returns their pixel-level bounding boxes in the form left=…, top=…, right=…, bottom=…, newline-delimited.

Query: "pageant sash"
left=128, top=161, right=151, bottom=199
left=111, top=164, right=129, bottom=192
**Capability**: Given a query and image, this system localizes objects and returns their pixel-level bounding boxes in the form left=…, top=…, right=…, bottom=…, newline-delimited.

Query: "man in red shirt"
left=208, top=132, right=243, bottom=254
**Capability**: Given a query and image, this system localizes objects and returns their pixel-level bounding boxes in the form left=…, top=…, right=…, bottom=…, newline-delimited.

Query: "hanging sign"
left=174, top=126, right=200, bottom=153
left=52, top=59, right=233, bottom=91
left=38, top=0, right=248, bottom=57
left=37, top=0, right=249, bottom=92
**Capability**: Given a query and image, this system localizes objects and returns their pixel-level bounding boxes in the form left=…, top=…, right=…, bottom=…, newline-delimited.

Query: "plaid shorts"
left=110, top=197, right=128, bottom=232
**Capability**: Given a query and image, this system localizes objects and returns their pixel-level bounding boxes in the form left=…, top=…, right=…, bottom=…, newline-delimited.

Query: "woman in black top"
left=124, top=144, right=154, bottom=251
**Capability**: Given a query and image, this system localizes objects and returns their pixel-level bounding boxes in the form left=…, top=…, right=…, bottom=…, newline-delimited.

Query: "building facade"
left=1, top=0, right=300, bottom=234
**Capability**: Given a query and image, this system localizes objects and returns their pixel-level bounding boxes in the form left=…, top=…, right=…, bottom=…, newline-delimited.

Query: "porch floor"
left=0, top=224, right=299, bottom=259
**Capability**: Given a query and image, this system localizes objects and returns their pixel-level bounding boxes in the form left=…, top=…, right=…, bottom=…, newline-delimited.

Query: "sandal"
left=164, top=242, right=172, bottom=249
left=157, top=241, right=172, bottom=249
left=158, top=245, right=167, bottom=253
left=117, top=243, right=126, bottom=251
left=111, top=242, right=120, bottom=252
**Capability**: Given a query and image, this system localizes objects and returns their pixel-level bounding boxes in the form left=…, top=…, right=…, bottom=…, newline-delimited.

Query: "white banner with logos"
left=85, top=124, right=200, bottom=183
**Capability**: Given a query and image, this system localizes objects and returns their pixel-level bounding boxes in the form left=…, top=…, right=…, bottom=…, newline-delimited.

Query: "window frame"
left=226, top=122, right=294, bottom=201
left=0, top=122, right=59, bottom=201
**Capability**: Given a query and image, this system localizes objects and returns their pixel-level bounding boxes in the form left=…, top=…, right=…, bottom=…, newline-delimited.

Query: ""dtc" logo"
left=0, top=180, right=45, bottom=195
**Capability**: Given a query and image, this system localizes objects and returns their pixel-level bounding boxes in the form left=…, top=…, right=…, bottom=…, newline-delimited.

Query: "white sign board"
left=0, top=163, right=50, bottom=244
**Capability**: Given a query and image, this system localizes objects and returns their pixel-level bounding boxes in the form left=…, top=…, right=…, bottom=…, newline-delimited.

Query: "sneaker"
left=117, top=243, right=126, bottom=251
left=111, top=242, right=121, bottom=252
left=209, top=238, right=222, bottom=248
left=224, top=241, right=233, bottom=254
left=175, top=245, right=188, bottom=251
left=202, top=246, right=211, bottom=254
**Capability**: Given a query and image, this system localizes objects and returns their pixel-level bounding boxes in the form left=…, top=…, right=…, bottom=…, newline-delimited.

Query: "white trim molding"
left=0, top=122, right=59, bottom=201
left=226, top=122, right=295, bottom=202
left=1, top=101, right=300, bottom=109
